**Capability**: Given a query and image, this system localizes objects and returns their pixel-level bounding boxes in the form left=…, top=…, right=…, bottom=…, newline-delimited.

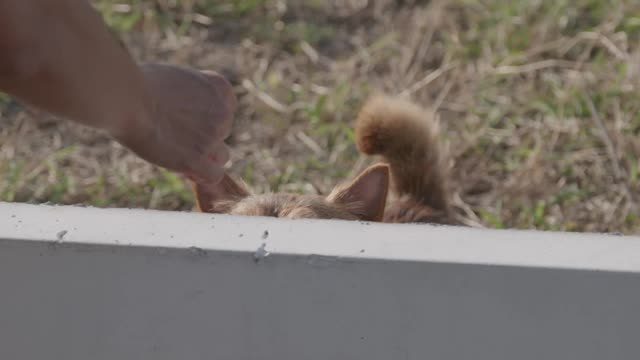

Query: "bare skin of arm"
left=0, top=0, right=236, bottom=183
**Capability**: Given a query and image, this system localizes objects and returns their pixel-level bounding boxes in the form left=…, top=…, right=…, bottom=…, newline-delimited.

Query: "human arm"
left=0, top=0, right=236, bottom=183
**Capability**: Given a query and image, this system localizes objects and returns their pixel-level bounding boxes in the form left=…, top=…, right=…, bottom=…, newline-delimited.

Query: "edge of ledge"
left=1, top=201, right=640, bottom=273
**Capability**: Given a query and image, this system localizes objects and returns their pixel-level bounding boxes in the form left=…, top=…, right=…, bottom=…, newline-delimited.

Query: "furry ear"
left=327, top=164, right=389, bottom=222
left=191, top=174, right=250, bottom=213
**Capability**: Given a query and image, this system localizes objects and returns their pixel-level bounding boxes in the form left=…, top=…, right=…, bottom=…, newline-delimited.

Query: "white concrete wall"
left=1, top=202, right=640, bottom=360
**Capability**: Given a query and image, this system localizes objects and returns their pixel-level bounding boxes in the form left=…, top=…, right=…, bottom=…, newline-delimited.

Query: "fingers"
left=207, top=142, right=230, bottom=166
left=200, top=70, right=236, bottom=140
left=135, top=63, right=237, bottom=184
left=141, top=63, right=236, bottom=141
left=184, top=156, right=225, bottom=185
left=200, top=70, right=236, bottom=111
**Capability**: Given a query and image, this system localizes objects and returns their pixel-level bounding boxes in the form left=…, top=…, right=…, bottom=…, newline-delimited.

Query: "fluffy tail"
left=354, top=95, right=450, bottom=212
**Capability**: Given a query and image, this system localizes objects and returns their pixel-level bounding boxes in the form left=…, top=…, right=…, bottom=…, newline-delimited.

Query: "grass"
left=1, top=0, right=640, bottom=234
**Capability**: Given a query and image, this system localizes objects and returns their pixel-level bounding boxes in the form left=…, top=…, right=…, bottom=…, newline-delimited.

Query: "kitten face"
left=193, top=164, right=390, bottom=222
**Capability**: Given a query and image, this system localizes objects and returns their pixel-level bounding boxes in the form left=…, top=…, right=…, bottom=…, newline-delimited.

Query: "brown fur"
left=355, top=95, right=449, bottom=213
left=192, top=95, right=456, bottom=225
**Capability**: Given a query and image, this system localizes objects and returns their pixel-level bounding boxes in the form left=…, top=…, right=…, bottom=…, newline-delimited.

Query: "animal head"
left=192, top=164, right=390, bottom=222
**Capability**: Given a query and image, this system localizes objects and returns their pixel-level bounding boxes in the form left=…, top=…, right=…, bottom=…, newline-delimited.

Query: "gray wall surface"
left=1, top=202, right=640, bottom=360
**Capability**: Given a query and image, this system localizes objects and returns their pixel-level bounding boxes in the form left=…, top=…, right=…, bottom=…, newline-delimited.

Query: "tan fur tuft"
left=355, top=95, right=450, bottom=212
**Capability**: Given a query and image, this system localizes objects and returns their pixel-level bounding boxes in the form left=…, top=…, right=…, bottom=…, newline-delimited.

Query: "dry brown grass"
left=2, top=0, right=640, bottom=234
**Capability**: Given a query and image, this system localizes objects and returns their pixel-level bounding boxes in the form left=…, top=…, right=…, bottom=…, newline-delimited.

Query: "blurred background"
left=1, top=0, right=640, bottom=233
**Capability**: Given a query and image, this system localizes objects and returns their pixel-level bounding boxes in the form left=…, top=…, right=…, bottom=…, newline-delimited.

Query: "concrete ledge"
left=1, top=202, right=640, bottom=359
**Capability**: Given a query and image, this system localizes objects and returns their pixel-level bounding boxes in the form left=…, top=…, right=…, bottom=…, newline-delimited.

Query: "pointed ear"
left=191, top=174, right=250, bottom=213
left=327, top=164, right=389, bottom=222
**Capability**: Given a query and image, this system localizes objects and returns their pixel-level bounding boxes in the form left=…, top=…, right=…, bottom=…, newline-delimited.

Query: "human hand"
left=111, top=63, right=236, bottom=184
